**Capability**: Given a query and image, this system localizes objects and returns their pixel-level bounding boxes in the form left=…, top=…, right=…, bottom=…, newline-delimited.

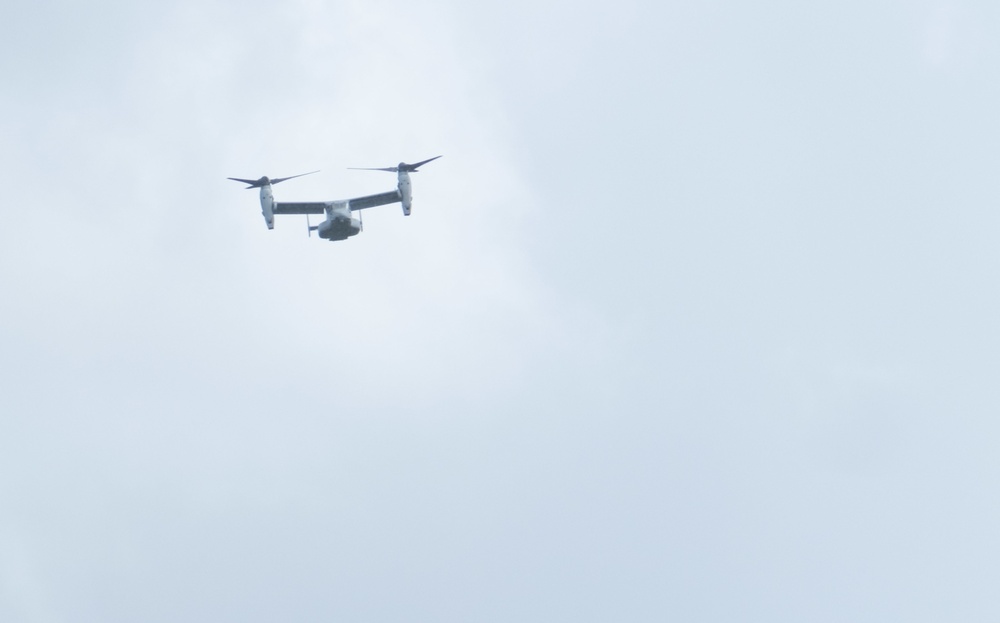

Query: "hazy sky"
left=2, top=1, right=999, bottom=621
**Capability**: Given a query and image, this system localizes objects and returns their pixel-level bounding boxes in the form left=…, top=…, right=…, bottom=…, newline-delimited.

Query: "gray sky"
left=2, top=1, right=999, bottom=621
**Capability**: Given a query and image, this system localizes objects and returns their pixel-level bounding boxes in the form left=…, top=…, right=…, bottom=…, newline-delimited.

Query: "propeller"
left=227, top=170, right=319, bottom=189
left=348, top=155, right=442, bottom=173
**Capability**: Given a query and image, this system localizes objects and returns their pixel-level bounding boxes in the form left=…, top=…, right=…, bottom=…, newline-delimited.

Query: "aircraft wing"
left=347, top=190, right=401, bottom=211
left=272, top=202, right=328, bottom=215
left=272, top=190, right=400, bottom=214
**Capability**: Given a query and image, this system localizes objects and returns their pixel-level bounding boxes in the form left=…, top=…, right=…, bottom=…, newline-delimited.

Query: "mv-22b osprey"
left=228, top=156, right=441, bottom=242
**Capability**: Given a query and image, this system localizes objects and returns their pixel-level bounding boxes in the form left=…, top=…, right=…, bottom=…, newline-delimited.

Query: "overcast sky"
left=2, top=1, right=999, bottom=621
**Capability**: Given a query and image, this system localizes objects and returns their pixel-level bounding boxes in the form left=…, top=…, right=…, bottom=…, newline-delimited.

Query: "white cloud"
left=923, top=1, right=961, bottom=68
left=4, top=2, right=1000, bottom=621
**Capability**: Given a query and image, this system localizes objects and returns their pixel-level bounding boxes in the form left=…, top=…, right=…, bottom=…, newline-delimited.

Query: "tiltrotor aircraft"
left=228, top=155, right=441, bottom=241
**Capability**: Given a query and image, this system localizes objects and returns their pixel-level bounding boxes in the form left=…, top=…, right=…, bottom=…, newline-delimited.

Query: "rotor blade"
left=402, top=155, right=443, bottom=171
left=270, top=170, right=319, bottom=185
left=227, top=176, right=261, bottom=186
left=348, top=155, right=442, bottom=173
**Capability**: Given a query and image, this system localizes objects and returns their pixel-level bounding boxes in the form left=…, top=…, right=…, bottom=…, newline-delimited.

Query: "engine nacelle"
left=398, top=170, right=412, bottom=216
left=259, top=185, right=275, bottom=229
